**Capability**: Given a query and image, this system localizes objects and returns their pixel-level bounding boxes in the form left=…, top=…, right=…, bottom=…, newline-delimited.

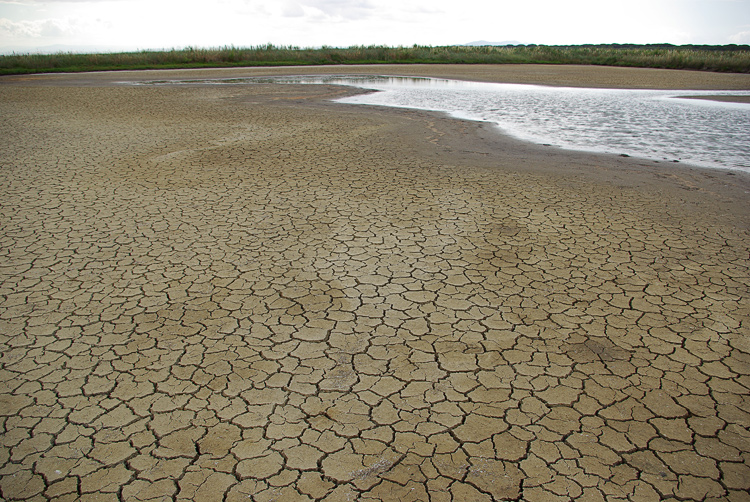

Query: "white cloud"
left=281, top=0, right=376, bottom=20
left=0, top=17, right=76, bottom=38
left=729, top=30, right=750, bottom=43
left=1, top=0, right=748, bottom=52
left=282, top=2, right=305, bottom=18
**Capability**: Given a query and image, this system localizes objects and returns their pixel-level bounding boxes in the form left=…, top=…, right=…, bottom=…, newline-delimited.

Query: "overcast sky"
left=1, top=0, right=749, bottom=54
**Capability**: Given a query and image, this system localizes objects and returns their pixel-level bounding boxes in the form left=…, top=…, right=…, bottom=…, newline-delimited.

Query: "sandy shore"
left=1, top=66, right=749, bottom=501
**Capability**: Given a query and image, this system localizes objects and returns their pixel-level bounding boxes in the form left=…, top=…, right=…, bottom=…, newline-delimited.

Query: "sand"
left=1, top=65, right=749, bottom=501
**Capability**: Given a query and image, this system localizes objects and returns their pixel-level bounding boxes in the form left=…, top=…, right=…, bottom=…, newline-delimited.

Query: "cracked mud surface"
left=1, top=67, right=749, bottom=501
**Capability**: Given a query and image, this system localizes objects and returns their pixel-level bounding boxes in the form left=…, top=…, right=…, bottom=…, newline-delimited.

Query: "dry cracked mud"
left=1, top=66, right=749, bottom=501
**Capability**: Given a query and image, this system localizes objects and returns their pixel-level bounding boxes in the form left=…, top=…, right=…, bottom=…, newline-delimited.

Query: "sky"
left=1, top=0, right=749, bottom=54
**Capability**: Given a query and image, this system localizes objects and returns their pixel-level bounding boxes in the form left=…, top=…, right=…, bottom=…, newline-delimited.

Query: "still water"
left=288, top=75, right=750, bottom=173
left=147, top=75, right=750, bottom=172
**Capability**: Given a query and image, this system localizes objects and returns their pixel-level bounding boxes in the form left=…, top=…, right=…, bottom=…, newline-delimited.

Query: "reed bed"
left=2, top=44, right=749, bottom=75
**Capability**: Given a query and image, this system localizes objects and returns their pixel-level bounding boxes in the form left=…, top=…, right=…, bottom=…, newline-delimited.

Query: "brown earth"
left=680, top=95, right=750, bottom=104
left=1, top=65, right=749, bottom=501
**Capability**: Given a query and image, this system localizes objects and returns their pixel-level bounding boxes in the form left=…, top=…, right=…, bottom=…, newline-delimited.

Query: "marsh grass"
left=2, top=44, right=749, bottom=75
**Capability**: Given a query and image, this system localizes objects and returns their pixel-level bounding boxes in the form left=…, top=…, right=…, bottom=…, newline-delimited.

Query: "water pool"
left=144, top=75, right=750, bottom=172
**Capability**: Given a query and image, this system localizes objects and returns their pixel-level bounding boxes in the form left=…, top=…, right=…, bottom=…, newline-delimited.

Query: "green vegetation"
left=2, top=44, right=749, bottom=75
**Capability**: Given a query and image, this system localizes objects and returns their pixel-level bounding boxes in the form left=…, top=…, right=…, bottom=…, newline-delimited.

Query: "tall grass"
left=1, top=44, right=749, bottom=75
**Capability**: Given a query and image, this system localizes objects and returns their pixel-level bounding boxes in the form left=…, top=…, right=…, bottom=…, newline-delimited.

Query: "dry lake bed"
left=1, top=65, right=749, bottom=501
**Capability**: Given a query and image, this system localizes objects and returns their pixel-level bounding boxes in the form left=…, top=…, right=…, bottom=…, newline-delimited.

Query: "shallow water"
left=315, top=76, right=750, bottom=173
left=144, top=75, right=750, bottom=172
